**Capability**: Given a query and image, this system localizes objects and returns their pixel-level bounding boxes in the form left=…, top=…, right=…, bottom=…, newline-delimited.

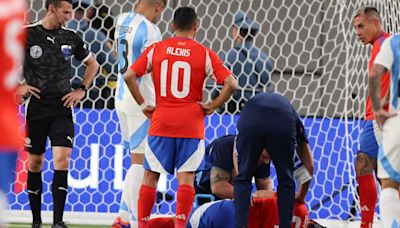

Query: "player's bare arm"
left=62, top=55, right=99, bottom=107
left=382, top=86, right=391, bottom=106
left=123, top=68, right=155, bottom=119
left=210, top=166, right=234, bottom=199
left=368, top=63, right=397, bottom=129
left=124, top=69, right=143, bottom=103
left=295, top=141, right=314, bottom=204
left=201, top=75, right=237, bottom=115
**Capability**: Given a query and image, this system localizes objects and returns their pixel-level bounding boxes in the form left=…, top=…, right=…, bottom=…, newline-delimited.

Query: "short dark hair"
left=354, top=6, right=381, bottom=21
left=45, top=0, right=73, bottom=10
left=173, top=7, right=197, bottom=31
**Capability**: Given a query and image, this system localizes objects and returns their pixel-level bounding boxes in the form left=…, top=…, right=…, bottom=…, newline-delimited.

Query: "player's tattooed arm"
left=369, top=64, right=397, bottom=129
left=210, top=166, right=234, bottom=199
left=369, top=64, right=387, bottom=112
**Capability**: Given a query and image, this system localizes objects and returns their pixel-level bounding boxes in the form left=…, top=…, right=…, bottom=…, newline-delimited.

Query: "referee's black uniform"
left=24, top=21, right=90, bottom=153
left=23, top=20, right=90, bottom=228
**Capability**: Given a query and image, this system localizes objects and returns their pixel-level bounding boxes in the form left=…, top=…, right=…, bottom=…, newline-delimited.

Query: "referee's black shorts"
left=25, top=97, right=74, bottom=154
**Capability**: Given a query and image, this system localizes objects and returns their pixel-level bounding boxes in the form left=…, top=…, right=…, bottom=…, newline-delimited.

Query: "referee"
left=17, top=0, right=99, bottom=227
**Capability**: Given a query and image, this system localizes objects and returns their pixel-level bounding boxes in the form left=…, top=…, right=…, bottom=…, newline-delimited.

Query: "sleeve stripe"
left=81, top=52, right=92, bottom=64
left=205, top=50, right=216, bottom=81
left=146, top=47, right=155, bottom=72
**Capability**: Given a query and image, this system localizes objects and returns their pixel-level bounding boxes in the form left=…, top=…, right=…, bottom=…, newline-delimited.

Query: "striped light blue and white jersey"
left=114, top=11, right=162, bottom=113
left=374, top=34, right=400, bottom=113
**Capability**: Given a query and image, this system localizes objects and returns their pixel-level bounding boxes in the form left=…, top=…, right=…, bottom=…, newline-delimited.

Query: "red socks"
left=358, top=174, right=377, bottom=225
left=138, top=185, right=156, bottom=228
left=138, top=184, right=194, bottom=228
left=175, top=184, right=195, bottom=228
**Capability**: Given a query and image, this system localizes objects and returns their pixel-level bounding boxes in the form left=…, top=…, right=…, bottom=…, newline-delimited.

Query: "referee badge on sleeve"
left=61, top=45, right=72, bottom=60
left=30, top=45, right=42, bottom=59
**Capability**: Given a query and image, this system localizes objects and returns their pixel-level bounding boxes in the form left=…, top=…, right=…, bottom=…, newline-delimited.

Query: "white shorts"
left=377, top=113, right=400, bottom=182
left=116, top=109, right=149, bottom=154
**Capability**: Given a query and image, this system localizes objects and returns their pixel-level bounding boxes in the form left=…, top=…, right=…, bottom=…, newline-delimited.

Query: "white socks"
left=118, top=164, right=145, bottom=227
left=129, top=164, right=144, bottom=227
left=0, top=191, right=6, bottom=227
left=380, top=188, right=400, bottom=228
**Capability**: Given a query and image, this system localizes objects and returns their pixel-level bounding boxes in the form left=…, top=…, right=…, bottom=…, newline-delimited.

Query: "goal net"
left=8, top=0, right=400, bottom=225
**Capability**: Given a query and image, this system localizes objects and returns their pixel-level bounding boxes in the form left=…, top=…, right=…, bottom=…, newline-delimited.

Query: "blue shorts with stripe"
left=143, top=136, right=205, bottom=174
left=187, top=200, right=235, bottom=228
left=358, top=120, right=382, bottom=158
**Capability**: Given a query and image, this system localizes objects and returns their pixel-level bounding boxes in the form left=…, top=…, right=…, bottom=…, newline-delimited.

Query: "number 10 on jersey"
left=160, top=59, right=191, bottom=99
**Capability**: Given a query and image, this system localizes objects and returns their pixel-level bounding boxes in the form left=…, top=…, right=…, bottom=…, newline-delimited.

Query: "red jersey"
left=148, top=197, right=310, bottom=228
left=131, top=37, right=231, bottom=139
left=0, top=0, right=26, bottom=150
left=248, top=197, right=309, bottom=228
left=366, top=32, right=391, bottom=120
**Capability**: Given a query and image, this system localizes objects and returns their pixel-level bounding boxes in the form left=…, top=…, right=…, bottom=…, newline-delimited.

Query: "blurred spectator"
left=68, top=0, right=118, bottom=109
left=91, top=4, right=116, bottom=41
left=220, top=11, right=273, bottom=114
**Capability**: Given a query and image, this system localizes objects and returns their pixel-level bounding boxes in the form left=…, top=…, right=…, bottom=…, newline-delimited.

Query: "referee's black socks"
left=52, top=170, right=68, bottom=225
left=28, top=171, right=43, bottom=224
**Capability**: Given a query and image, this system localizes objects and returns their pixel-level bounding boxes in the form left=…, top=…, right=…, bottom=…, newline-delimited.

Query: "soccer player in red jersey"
left=147, top=193, right=326, bottom=228
left=124, top=6, right=237, bottom=228
left=353, top=7, right=390, bottom=227
left=0, top=0, right=26, bottom=225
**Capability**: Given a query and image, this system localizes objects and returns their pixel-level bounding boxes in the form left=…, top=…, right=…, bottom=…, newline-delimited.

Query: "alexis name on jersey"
left=166, top=47, right=191, bottom=57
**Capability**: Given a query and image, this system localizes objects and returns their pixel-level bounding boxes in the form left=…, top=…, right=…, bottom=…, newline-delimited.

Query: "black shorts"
left=25, top=97, right=74, bottom=154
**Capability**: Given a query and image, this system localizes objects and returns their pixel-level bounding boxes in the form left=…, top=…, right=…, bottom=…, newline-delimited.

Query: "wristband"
left=79, top=84, right=87, bottom=93
left=293, top=165, right=312, bottom=185
left=140, top=101, right=148, bottom=109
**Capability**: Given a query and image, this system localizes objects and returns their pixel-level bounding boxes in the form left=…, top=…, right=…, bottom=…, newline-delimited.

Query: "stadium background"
left=6, top=0, right=400, bottom=226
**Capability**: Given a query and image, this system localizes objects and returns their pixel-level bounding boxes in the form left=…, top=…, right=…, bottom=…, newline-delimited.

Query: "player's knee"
left=29, top=161, right=43, bottom=172
left=177, top=172, right=195, bottom=186
left=53, top=156, right=70, bottom=170
left=143, top=170, right=160, bottom=188
left=355, top=153, right=376, bottom=176
left=28, top=154, right=44, bottom=172
left=131, top=153, right=144, bottom=165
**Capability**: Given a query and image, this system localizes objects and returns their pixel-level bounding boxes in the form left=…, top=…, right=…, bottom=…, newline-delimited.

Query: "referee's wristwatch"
left=79, top=85, right=87, bottom=95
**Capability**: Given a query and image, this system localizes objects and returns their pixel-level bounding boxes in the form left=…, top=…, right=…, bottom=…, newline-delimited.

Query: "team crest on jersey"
left=30, top=45, right=42, bottom=59
left=61, top=45, right=72, bottom=60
